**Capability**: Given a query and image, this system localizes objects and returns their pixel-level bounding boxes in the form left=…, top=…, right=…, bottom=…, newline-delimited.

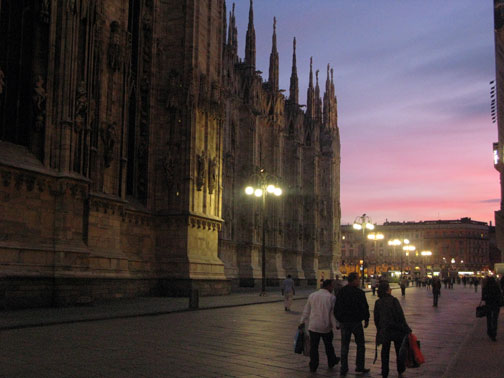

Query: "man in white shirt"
left=299, top=279, right=340, bottom=372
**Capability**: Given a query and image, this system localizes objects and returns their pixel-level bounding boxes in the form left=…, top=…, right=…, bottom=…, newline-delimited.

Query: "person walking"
left=374, top=280, right=411, bottom=378
left=370, top=276, right=377, bottom=296
left=474, top=277, right=479, bottom=293
left=281, top=274, right=295, bottom=311
left=432, top=276, right=441, bottom=307
left=333, top=275, right=344, bottom=297
left=334, top=272, right=370, bottom=376
left=299, top=279, right=340, bottom=373
left=481, top=276, right=503, bottom=341
left=400, top=276, right=407, bottom=297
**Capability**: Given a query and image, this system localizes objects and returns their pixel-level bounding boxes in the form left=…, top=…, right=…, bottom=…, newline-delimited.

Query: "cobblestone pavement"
left=0, top=285, right=500, bottom=377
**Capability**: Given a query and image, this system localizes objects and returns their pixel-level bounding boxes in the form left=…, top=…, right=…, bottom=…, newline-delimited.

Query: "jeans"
left=381, top=336, right=405, bottom=377
left=340, top=322, right=365, bottom=371
left=400, top=287, right=405, bottom=296
left=309, top=330, right=338, bottom=371
left=486, top=305, right=500, bottom=338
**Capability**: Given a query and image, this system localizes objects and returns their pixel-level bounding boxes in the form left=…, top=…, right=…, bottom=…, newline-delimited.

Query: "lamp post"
left=403, top=244, right=415, bottom=276
left=368, top=232, right=384, bottom=276
left=245, top=169, right=282, bottom=296
left=388, top=239, right=401, bottom=272
left=353, top=214, right=375, bottom=288
left=421, top=250, right=432, bottom=276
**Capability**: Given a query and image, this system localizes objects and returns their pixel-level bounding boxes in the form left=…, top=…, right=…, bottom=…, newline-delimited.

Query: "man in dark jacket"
left=432, top=277, right=441, bottom=307
left=334, top=272, right=370, bottom=376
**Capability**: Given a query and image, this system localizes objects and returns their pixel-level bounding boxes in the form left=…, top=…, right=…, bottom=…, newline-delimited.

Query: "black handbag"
left=476, top=302, right=488, bottom=318
left=294, top=329, right=304, bottom=354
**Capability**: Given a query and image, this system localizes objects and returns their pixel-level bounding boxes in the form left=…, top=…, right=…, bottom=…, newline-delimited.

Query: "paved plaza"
left=0, top=285, right=503, bottom=377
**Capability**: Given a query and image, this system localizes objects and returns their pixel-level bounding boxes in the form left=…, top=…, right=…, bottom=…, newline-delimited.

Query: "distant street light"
left=421, top=250, right=432, bottom=276
left=353, top=214, right=374, bottom=288
left=368, top=232, right=384, bottom=275
left=245, top=169, right=282, bottom=296
left=402, top=244, right=415, bottom=275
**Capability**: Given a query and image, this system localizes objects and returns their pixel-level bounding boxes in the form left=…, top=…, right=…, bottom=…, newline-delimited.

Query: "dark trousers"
left=400, top=286, right=405, bottom=296
left=486, top=305, right=500, bottom=338
left=433, top=292, right=440, bottom=306
left=340, top=322, right=365, bottom=371
left=372, top=286, right=376, bottom=296
left=381, top=336, right=406, bottom=377
left=309, top=330, right=338, bottom=371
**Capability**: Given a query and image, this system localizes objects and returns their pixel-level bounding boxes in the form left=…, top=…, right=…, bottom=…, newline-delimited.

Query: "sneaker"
left=355, top=368, right=370, bottom=374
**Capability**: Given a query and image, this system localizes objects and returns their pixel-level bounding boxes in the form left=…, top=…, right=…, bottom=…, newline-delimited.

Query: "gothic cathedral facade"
left=0, top=0, right=341, bottom=308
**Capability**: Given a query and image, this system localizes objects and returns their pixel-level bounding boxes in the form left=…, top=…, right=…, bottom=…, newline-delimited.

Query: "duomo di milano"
left=0, top=0, right=341, bottom=307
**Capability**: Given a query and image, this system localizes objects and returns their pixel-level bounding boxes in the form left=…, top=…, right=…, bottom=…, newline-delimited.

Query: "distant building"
left=493, top=0, right=504, bottom=262
left=341, top=218, right=490, bottom=277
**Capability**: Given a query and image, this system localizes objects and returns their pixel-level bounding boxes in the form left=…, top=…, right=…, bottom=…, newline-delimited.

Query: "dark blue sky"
left=232, top=0, right=498, bottom=224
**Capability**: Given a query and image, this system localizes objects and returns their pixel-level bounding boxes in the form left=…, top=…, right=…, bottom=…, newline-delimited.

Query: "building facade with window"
left=341, top=218, right=490, bottom=277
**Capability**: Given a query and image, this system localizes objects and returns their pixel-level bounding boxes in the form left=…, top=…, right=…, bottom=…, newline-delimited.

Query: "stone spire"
left=306, top=57, right=315, bottom=119
left=268, top=17, right=279, bottom=91
left=323, top=64, right=338, bottom=128
left=323, top=64, right=331, bottom=126
left=245, top=0, right=256, bottom=69
left=331, top=67, right=335, bottom=98
left=315, top=70, right=322, bottom=121
left=228, top=3, right=238, bottom=57
left=289, top=37, right=299, bottom=103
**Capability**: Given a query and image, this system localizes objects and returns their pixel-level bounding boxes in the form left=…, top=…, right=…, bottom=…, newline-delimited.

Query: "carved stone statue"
left=40, top=0, right=51, bottom=23
left=196, top=151, right=206, bottom=191
left=33, top=76, right=47, bottom=131
left=108, top=21, right=122, bottom=72
left=208, top=157, right=218, bottom=194
left=163, top=146, right=178, bottom=190
left=75, top=81, right=88, bottom=132
left=101, top=122, right=117, bottom=168
left=166, top=70, right=180, bottom=110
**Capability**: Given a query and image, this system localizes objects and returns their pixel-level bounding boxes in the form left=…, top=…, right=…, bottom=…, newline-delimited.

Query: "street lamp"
left=421, top=250, right=432, bottom=276
left=403, top=244, right=415, bottom=276
left=368, top=232, right=384, bottom=276
left=244, top=169, right=282, bottom=296
left=353, top=214, right=375, bottom=288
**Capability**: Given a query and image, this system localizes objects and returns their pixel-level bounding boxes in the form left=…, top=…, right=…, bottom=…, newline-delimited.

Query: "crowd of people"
left=297, top=273, right=410, bottom=377
left=289, top=272, right=504, bottom=376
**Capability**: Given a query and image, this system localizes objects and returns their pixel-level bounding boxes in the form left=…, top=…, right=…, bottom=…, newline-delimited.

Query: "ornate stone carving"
left=75, top=81, right=88, bottom=132
left=108, top=21, right=122, bottom=72
left=36, top=178, right=46, bottom=192
left=40, top=0, right=51, bottom=23
left=15, top=174, right=24, bottom=190
left=196, top=152, right=207, bottom=191
left=1, top=171, right=11, bottom=187
left=33, top=76, right=47, bottom=131
left=162, top=144, right=180, bottom=193
left=101, top=122, right=117, bottom=168
left=25, top=175, right=35, bottom=192
left=166, top=70, right=181, bottom=110
left=66, top=0, right=79, bottom=14
left=199, top=73, right=208, bottom=107
left=208, top=157, right=218, bottom=194
left=211, top=80, right=220, bottom=104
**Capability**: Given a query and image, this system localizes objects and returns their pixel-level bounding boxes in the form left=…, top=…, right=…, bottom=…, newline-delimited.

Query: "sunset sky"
left=233, top=0, right=499, bottom=225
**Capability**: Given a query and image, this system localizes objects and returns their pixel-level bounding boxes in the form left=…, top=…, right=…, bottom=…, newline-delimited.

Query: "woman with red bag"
left=374, top=280, right=411, bottom=378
